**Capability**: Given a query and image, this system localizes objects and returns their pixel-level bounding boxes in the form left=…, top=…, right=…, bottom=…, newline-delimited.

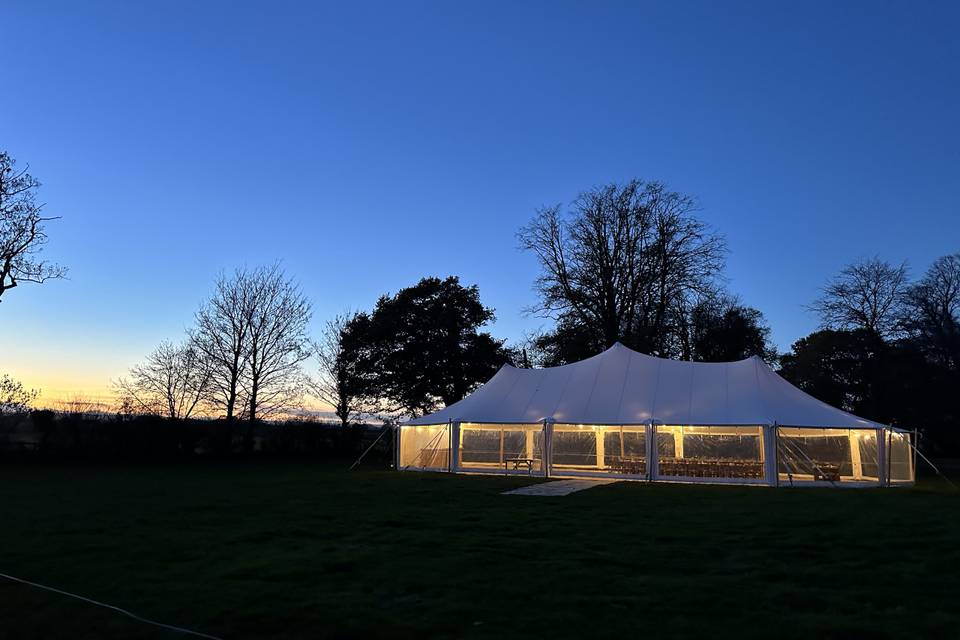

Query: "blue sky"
left=1, top=1, right=958, bottom=401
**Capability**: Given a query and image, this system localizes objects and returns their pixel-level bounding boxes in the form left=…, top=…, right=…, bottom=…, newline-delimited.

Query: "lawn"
left=1, top=461, right=958, bottom=640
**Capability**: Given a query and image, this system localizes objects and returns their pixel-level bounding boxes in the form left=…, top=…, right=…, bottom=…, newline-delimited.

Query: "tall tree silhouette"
left=191, top=268, right=256, bottom=424
left=312, top=311, right=365, bottom=427
left=243, top=264, right=312, bottom=426
left=519, top=179, right=726, bottom=361
left=347, top=276, right=510, bottom=417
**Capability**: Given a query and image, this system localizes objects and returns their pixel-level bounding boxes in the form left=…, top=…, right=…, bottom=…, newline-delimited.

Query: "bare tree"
left=191, top=268, right=256, bottom=423
left=244, top=264, right=312, bottom=425
left=903, top=253, right=960, bottom=368
left=0, top=152, right=66, bottom=303
left=115, top=341, right=211, bottom=419
left=810, top=258, right=909, bottom=339
left=0, top=374, right=38, bottom=414
left=518, top=180, right=726, bottom=358
left=311, top=311, right=368, bottom=427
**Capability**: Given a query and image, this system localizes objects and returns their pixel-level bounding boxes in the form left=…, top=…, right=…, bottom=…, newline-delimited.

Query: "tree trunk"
left=244, top=374, right=258, bottom=454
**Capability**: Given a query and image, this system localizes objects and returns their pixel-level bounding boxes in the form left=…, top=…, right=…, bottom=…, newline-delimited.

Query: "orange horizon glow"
left=19, top=375, right=334, bottom=415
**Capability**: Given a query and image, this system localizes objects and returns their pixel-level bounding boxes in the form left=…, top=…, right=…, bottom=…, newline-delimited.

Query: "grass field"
left=1, top=462, right=958, bottom=640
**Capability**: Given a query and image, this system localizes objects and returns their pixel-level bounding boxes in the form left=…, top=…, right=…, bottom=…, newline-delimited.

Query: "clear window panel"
left=777, top=428, right=881, bottom=484
left=460, top=429, right=500, bottom=463
left=551, top=428, right=598, bottom=468
left=656, top=426, right=765, bottom=480
left=887, top=431, right=914, bottom=483
left=656, top=431, right=676, bottom=458
left=601, top=427, right=647, bottom=476
left=399, top=425, right=449, bottom=470
left=551, top=426, right=647, bottom=476
left=458, top=423, right=543, bottom=473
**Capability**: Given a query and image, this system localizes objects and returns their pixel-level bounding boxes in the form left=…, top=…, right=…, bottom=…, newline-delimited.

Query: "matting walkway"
left=502, top=479, right=619, bottom=496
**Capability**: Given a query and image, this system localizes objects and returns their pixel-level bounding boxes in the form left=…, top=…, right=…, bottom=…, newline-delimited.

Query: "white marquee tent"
left=398, top=343, right=914, bottom=486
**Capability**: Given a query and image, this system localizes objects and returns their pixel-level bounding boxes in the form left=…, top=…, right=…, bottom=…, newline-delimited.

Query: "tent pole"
left=647, top=420, right=656, bottom=482
left=885, top=428, right=892, bottom=487
left=773, top=423, right=782, bottom=487
left=451, top=421, right=460, bottom=473
left=764, top=424, right=777, bottom=487
left=394, top=424, right=400, bottom=470
left=543, top=418, right=551, bottom=478
left=874, top=427, right=885, bottom=487
left=912, top=428, right=918, bottom=483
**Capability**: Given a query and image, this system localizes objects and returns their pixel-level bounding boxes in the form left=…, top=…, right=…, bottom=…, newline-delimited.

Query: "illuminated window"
left=777, top=428, right=880, bottom=484
left=552, top=425, right=647, bottom=476
left=398, top=424, right=449, bottom=470
left=887, top=432, right=914, bottom=483
left=656, top=426, right=765, bottom=481
left=458, top=423, right=544, bottom=473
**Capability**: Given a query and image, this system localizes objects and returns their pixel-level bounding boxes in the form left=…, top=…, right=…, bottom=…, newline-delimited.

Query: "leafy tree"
left=518, top=179, right=726, bottom=360
left=0, top=373, right=38, bottom=414
left=528, top=317, right=604, bottom=368
left=779, top=327, right=959, bottom=452
left=778, top=330, right=875, bottom=414
left=0, top=151, right=66, bottom=303
left=346, top=276, right=511, bottom=417
left=689, top=297, right=777, bottom=362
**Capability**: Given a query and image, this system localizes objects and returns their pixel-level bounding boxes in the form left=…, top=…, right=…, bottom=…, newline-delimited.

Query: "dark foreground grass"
left=0, top=462, right=958, bottom=640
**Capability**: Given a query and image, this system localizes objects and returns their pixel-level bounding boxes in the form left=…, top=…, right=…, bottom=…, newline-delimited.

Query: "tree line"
left=1, top=149, right=957, bottom=455
left=781, top=255, right=960, bottom=453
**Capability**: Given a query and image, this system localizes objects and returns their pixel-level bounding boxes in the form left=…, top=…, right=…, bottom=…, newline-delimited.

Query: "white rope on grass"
left=0, top=571, right=224, bottom=640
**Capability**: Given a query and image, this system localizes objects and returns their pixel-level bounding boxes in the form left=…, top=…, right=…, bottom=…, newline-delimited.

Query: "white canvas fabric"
left=407, top=343, right=884, bottom=429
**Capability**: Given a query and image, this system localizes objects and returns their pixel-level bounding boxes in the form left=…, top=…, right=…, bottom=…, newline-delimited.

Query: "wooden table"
left=812, top=463, right=841, bottom=481
left=504, top=458, right=535, bottom=472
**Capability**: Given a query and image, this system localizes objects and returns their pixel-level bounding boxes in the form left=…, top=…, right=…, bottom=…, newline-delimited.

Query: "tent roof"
left=406, top=343, right=885, bottom=429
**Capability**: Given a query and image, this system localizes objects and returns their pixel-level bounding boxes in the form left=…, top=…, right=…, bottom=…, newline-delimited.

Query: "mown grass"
left=0, top=461, right=958, bottom=639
